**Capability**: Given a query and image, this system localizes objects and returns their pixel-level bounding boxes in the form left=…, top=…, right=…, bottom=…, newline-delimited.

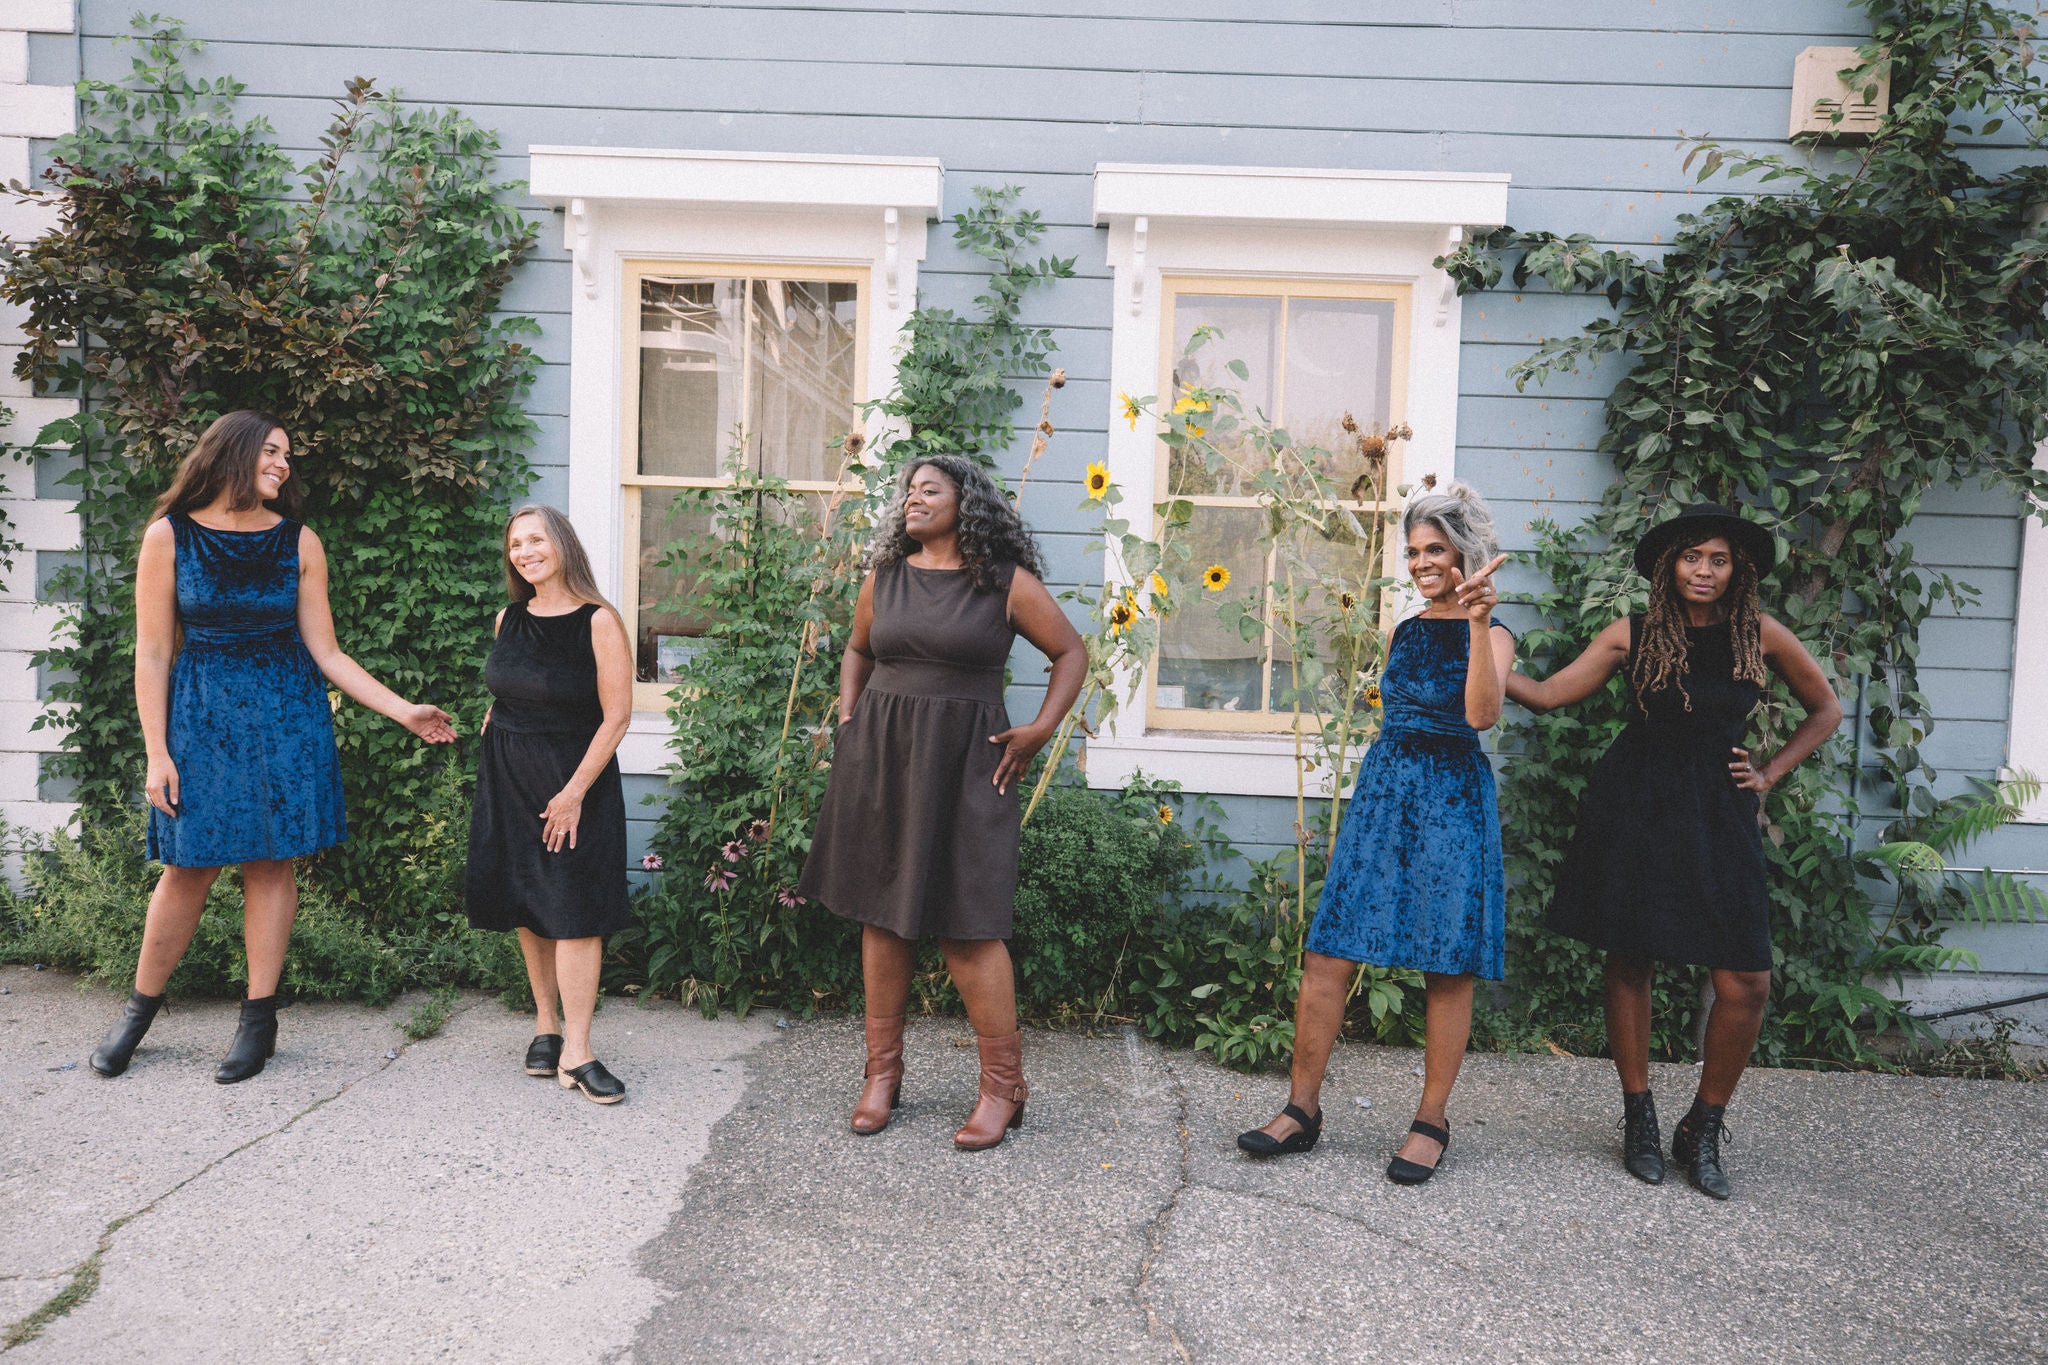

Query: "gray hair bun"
left=1401, top=478, right=1500, bottom=574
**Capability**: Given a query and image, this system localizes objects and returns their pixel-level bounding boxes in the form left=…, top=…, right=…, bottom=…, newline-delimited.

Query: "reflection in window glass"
left=636, top=276, right=858, bottom=479
left=1155, top=506, right=1266, bottom=714
left=1286, top=298, right=1395, bottom=480
left=635, top=488, right=715, bottom=684
left=1167, top=295, right=1276, bottom=499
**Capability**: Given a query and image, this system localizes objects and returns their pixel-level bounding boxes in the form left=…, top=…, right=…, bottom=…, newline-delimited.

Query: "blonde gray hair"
left=1402, top=480, right=1499, bottom=574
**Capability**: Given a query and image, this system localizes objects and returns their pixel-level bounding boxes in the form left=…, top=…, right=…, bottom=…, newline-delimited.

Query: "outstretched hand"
left=988, top=722, right=1053, bottom=796
left=399, top=703, right=458, bottom=744
left=1450, top=553, right=1509, bottom=622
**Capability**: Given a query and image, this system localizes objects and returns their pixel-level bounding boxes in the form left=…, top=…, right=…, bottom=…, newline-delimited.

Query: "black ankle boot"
left=1671, top=1098, right=1732, bottom=1200
left=215, top=995, right=284, bottom=1085
left=90, top=990, right=166, bottom=1077
left=1620, top=1090, right=1664, bottom=1184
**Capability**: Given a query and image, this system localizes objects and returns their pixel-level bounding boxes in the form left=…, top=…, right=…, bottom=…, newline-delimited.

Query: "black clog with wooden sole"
left=524, top=1033, right=564, bottom=1077
left=559, top=1058, right=626, bottom=1105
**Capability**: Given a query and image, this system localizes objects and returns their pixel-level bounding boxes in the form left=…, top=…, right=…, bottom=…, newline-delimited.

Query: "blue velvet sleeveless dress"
left=1305, top=615, right=1513, bottom=979
left=145, top=514, right=347, bottom=868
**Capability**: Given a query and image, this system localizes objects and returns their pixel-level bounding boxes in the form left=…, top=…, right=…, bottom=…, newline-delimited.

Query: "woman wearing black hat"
left=1503, top=504, right=1840, bottom=1200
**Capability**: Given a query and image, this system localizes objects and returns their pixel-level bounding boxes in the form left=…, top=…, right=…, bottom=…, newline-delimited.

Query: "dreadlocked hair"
left=866, top=454, right=1045, bottom=595
left=1631, top=536, right=1768, bottom=713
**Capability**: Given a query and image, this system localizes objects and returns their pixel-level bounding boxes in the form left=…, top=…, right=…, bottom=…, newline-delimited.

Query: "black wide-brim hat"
left=1633, top=503, right=1778, bottom=580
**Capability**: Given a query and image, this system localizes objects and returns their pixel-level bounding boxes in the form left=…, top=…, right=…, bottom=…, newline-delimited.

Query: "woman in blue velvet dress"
left=1239, top=482, right=1512, bottom=1185
left=89, top=411, right=456, bottom=1084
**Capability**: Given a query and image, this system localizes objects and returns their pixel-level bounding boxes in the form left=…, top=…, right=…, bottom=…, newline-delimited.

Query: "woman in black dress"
left=800, top=456, right=1084, bottom=1150
left=466, top=504, right=634, bottom=1104
left=1505, top=504, right=1840, bottom=1199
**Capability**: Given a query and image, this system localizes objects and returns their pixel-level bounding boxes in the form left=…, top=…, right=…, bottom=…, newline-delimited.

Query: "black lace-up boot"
left=1671, top=1097, right=1733, bottom=1200
left=1620, top=1089, right=1664, bottom=1184
left=215, top=995, right=284, bottom=1084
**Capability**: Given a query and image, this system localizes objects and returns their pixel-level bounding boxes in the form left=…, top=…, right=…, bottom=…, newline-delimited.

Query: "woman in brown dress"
left=799, top=455, right=1084, bottom=1150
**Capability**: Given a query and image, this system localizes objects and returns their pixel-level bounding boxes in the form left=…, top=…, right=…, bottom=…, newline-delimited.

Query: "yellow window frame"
left=1148, top=275, right=1411, bottom=734
left=620, top=258, right=870, bottom=712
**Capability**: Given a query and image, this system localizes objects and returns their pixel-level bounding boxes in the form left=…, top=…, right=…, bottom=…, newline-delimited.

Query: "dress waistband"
left=488, top=698, right=603, bottom=737
left=866, top=657, right=1006, bottom=706
left=182, top=623, right=302, bottom=649
left=1379, top=704, right=1480, bottom=748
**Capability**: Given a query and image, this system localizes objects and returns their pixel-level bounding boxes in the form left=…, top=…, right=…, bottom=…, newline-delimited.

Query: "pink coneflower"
left=747, top=819, right=772, bottom=844
left=704, top=865, right=736, bottom=893
left=641, top=852, right=664, bottom=872
left=721, top=840, right=746, bottom=864
left=775, top=887, right=807, bottom=908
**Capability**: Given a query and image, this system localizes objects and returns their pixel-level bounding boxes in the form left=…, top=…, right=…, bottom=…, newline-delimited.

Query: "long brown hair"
left=502, top=504, right=615, bottom=612
left=1632, top=533, right=1767, bottom=712
left=149, top=410, right=298, bottom=523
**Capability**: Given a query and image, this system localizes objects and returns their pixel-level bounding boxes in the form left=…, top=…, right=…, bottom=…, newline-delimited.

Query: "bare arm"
left=296, top=526, right=455, bottom=743
left=838, top=572, right=878, bottom=724
left=538, top=607, right=634, bottom=853
left=1502, top=617, right=1633, bottom=715
left=134, top=518, right=181, bottom=816
left=1730, top=614, right=1843, bottom=793
left=1450, top=555, right=1513, bottom=731
left=989, top=568, right=1087, bottom=795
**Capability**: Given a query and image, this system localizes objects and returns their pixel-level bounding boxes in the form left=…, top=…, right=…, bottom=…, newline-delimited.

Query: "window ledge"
left=1086, top=730, right=1338, bottom=799
left=618, top=710, right=673, bottom=777
left=530, top=146, right=943, bottom=216
left=1093, top=162, right=1509, bottom=232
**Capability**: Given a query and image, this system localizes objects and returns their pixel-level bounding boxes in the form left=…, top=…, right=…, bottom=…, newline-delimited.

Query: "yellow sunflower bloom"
left=1157, top=804, right=1174, bottom=825
left=1150, top=572, right=1169, bottom=600
left=1171, top=395, right=1211, bottom=415
left=1202, top=564, right=1231, bottom=592
left=1364, top=682, right=1383, bottom=709
left=1085, top=462, right=1112, bottom=499
left=1106, top=593, right=1138, bottom=635
left=1185, top=422, right=1206, bottom=438
left=1119, top=393, right=1141, bottom=431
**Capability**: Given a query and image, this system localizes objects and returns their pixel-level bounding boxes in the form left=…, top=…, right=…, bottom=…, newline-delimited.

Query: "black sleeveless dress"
left=1545, top=616, right=1772, bottom=971
left=799, top=561, right=1020, bottom=941
left=464, top=601, right=631, bottom=939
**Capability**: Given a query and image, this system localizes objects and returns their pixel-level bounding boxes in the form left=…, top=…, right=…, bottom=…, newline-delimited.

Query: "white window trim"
left=1085, top=162, right=1508, bottom=799
left=2007, top=440, right=2048, bottom=821
left=528, top=146, right=943, bottom=775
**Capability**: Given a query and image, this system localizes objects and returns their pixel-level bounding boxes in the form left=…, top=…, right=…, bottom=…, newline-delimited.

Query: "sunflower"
left=1085, top=462, right=1112, bottom=499
left=1106, top=593, right=1138, bottom=635
left=1157, top=804, right=1174, bottom=825
left=1119, top=393, right=1142, bottom=431
left=1364, top=682, right=1383, bottom=709
left=1171, top=395, right=1211, bottom=415
left=1149, top=572, right=1169, bottom=601
left=1202, top=564, right=1231, bottom=592
left=1185, top=422, right=1207, bottom=439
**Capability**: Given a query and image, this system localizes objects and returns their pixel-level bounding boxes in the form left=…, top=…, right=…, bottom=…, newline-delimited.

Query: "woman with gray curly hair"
left=799, top=455, right=1085, bottom=1150
left=1238, top=479, right=1513, bottom=1185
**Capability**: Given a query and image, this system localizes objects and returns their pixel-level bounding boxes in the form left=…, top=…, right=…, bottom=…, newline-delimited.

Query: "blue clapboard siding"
left=32, top=1, right=2045, bottom=970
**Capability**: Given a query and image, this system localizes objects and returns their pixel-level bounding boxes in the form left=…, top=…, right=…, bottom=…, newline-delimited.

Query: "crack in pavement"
left=1127, top=1028, right=1195, bottom=1364
left=1187, top=1180, right=1477, bottom=1272
left=0, top=996, right=486, bottom=1354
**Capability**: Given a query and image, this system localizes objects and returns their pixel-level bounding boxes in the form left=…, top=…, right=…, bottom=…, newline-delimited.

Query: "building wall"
left=16, top=1, right=2046, bottom=981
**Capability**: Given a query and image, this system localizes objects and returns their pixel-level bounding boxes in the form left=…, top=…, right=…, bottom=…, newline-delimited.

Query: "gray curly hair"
left=1401, top=479, right=1500, bottom=574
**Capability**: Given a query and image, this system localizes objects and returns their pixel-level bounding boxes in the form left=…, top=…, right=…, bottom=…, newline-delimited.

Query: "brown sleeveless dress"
left=798, top=560, right=1020, bottom=940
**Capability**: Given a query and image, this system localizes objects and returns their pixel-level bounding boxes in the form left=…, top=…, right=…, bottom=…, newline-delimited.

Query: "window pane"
left=750, top=279, right=860, bottom=483
left=637, top=276, right=860, bottom=481
left=1167, top=295, right=1278, bottom=498
left=1270, top=514, right=1386, bottom=710
left=635, top=488, right=716, bottom=684
left=1284, top=298, right=1396, bottom=484
left=639, top=278, right=743, bottom=478
left=1156, top=506, right=1266, bottom=714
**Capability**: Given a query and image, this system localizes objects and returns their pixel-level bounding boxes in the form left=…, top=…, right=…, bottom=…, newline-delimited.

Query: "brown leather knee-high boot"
left=850, top=1014, right=906, bottom=1134
left=953, top=1029, right=1026, bottom=1150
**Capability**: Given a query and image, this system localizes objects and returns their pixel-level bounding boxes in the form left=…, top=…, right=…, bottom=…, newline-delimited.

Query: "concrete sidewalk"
left=5, top=965, right=2045, bottom=1363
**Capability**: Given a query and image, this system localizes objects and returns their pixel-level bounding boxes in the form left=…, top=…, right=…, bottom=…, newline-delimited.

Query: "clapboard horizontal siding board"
left=78, top=4, right=1864, bottom=88
left=1919, top=667, right=2018, bottom=724
left=1460, top=342, right=1630, bottom=401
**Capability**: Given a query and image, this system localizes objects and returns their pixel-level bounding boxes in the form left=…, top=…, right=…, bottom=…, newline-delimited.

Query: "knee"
left=1716, top=971, right=1771, bottom=1013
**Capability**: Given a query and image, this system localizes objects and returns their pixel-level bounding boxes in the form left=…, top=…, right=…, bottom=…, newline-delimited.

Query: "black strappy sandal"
left=1237, top=1102, right=1323, bottom=1157
left=1386, top=1118, right=1450, bottom=1185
